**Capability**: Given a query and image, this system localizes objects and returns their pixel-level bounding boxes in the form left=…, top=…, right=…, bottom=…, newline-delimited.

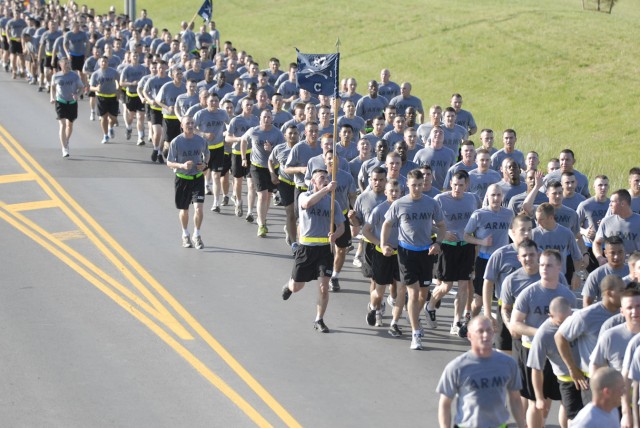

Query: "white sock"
left=182, top=229, right=189, bottom=237
left=193, top=228, right=200, bottom=237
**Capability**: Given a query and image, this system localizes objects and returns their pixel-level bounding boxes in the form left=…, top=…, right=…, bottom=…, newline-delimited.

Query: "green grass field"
left=91, top=0, right=639, bottom=189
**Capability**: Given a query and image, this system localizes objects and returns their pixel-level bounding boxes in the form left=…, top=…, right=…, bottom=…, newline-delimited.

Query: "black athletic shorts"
left=495, top=305, right=513, bottom=351
left=334, top=217, right=352, bottom=249
left=163, top=117, right=181, bottom=143
left=150, top=108, right=163, bottom=125
left=558, top=380, right=585, bottom=419
left=473, top=256, right=490, bottom=296
left=372, top=246, right=400, bottom=285
left=515, top=340, right=561, bottom=401
left=231, top=153, right=250, bottom=178
left=44, top=54, right=53, bottom=69
left=360, top=241, right=375, bottom=278
left=55, top=101, right=78, bottom=121
left=436, top=242, right=474, bottom=282
left=276, top=179, right=295, bottom=207
left=291, top=244, right=333, bottom=283
left=221, top=153, right=232, bottom=176
left=293, top=186, right=307, bottom=219
left=70, top=55, right=84, bottom=71
left=174, top=173, right=205, bottom=210
left=585, top=246, right=599, bottom=274
left=208, top=146, right=225, bottom=172
left=125, top=94, right=144, bottom=112
left=398, top=245, right=434, bottom=287
left=97, top=96, right=119, bottom=117
left=1, top=35, right=9, bottom=51
left=52, top=55, right=59, bottom=70
left=565, top=257, right=575, bottom=286
left=250, top=164, right=275, bottom=192
left=9, top=39, right=22, bottom=55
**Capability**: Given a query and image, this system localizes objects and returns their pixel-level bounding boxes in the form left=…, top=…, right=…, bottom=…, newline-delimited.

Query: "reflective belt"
left=208, top=142, right=224, bottom=150
left=557, top=371, right=589, bottom=383
left=163, top=114, right=178, bottom=120
left=442, top=240, right=468, bottom=246
left=522, top=341, right=532, bottom=349
left=56, top=98, right=77, bottom=105
left=342, top=209, right=348, bottom=215
left=478, top=252, right=492, bottom=260
left=278, top=176, right=294, bottom=186
left=176, top=172, right=203, bottom=180
left=45, top=52, right=53, bottom=56
left=398, top=241, right=430, bottom=252
left=232, top=149, right=252, bottom=155
left=251, top=162, right=266, bottom=168
left=375, top=245, right=398, bottom=255
left=150, top=105, right=162, bottom=111
left=97, top=93, right=116, bottom=98
left=300, top=236, right=329, bottom=244
left=295, top=185, right=308, bottom=191
left=125, top=90, right=139, bottom=97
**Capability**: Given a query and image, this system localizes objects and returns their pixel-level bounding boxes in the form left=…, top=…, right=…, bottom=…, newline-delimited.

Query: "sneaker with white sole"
left=352, top=256, right=362, bottom=267
left=388, top=324, right=402, bottom=337
left=62, top=148, right=69, bottom=158
left=366, top=305, right=376, bottom=326
left=108, top=128, right=115, bottom=138
left=193, top=235, right=204, bottom=249
left=90, top=111, right=95, bottom=121
left=450, top=321, right=462, bottom=336
left=101, top=136, right=109, bottom=144
left=314, top=319, right=329, bottom=333
left=182, top=234, right=192, bottom=248
left=375, top=311, right=383, bottom=327
left=329, top=277, right=340, bottom=292
left=246, top=213, right=254, bottom=223
left=386, top=295, right=396, bottom=308
left=410, top=334, right=423, bottom=350
left=425, top=309, right=438, bottom=329
left=221, top=195, right=230, bottom=206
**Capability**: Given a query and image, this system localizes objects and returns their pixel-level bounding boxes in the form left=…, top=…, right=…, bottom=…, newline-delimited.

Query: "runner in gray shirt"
left=443, top=140, right=477, bottom=191
left=381, top=169, right=446, bottom=350
left=590, top=290, right=640, bottom=375
left=577, top=175, right=610, bottom=272
left=594, top=189, right=640, bottom=261
left=413, top=126, right=456, bottom=191
left=561, top=171, right=587, bottom=211
left=388, top=82, right=424, bottom=123
left=490, top=129, right=526, bottom=171
left=355, top=80, right=388, bottom=121
left=532, top=203, right=584, bottom=287
left=555, top=276, right=624, bottom=409
left=241, top=110, right=285, bottom=236
left=582, top=236, right=629, bottom=306
left=440, top=107, right=468, bottom=155
left=465, top=184, right=514, bottom=315
left=437, top=316, right=525, bottom=428
left=526, top=296, right=578, bottom=426
left=483, top=214, right=534, bottom=352
left=50, top=57, right=84, bottom=157
left=468, top=148, right=502, bottom=202
left=542, top=149, right=591, bottom=198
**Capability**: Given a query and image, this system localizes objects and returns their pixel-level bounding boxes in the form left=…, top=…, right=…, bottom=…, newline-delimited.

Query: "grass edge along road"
left=91, top=0, right=639, bottom=189
left=0, top=125, right=301, bottom=428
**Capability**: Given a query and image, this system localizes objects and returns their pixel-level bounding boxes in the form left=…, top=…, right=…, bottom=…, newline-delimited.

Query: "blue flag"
left=197, top=0, right=213, bottom=22
left=296, top=49, right=340, bottom=97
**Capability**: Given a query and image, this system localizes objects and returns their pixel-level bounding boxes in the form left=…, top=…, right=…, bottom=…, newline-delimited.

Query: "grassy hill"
left=90, top=0, right=640, bottom=189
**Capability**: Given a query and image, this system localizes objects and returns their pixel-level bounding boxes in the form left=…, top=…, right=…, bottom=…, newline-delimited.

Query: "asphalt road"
left=0, top=70, right=562, bottom=427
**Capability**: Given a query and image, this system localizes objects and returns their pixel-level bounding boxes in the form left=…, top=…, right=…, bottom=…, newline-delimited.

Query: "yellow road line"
left=0, top=126, right=302, bottom=428
left=4, top=200, right=59, bottom=212
left=0, top=208, right=272, bottom=428
left=50, top=230, right=86, bottom=241
left=0, top=172, right=35, bottom=184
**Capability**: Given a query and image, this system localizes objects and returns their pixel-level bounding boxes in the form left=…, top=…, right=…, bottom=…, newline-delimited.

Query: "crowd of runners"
left=3, top=0, right=640, bottom=426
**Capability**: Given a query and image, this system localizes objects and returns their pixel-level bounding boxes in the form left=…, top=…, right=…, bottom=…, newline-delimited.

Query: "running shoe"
left=458, top=321, right=469, bottom=339
left=221, top=195, right=230, bottom=206
left=205, top=185, right=213, bottom=195
left=425, top=309, right=438, bottom=329
left=314, top=319, right=329, bottom=333
left=352, top=256, right=362, bottom=268
left=126, top=128, right=132, bottom=140
left=245, top=213, right=254, bottom=223
left=375, top=311, right=383, bottom=327
left=182, top=234, right=192, bottom=248
left=193, top=235, right=204, bottom=249
left=151, top=150, right=158, bottom=162
left=410, top=334, right=423, bottom=350
left=211, top=205, right=221, bottom=213
left=101, top=136, right=109, bottom=144
left=282, top=283, right=292, bottom=300
left=137, top=139, right=145, bottom=146
left=366, top=305, right=376, bottom=326
left=89, top=110, right=95, bottom=121
left=386, top=295, right=396, bottom=308
left=62, top=148, right=69, bottom=158
left=329, top=277, right=340, bottom=292
left=450, top=322, right=462, bottom=336
left=108, top=128, right=114, bottom=139
left=388, top=324, right=402, bottom=337
left=257, top=225, right=267, bottom=237
left=157, top=153, right=164, bottom=163
left=235, top=204, right=243, bottom=217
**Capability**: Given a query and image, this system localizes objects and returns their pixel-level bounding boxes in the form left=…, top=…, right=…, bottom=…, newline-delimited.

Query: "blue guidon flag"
left=295, top=49, right=340, bottom=97
left=197, top=0, right=213, bottom=22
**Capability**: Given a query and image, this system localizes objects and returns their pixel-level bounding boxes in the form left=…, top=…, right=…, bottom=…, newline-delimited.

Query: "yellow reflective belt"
left=279, top=176, right=294, bottom=186
left=375, top=245, right=398, bottom=255
left=208, top=142, right=224, bottom=150
left=163, top=114, right=178, bottom=120
left=342, top=208, right=348, bottom=215
left=125, top=90, right=139, bottom=97
left=176, top=172, right=203, bottom=180
left=45, top=52, right=53, bottom=56
left=522, top=341, right=532, bottom=349
left=97, top=93, right=116, bottom=98
left=300, top=236, right=329, bottom=244
left=150, top=105, right=162, bottom=111
left=232, top=149, right=252, bottom=155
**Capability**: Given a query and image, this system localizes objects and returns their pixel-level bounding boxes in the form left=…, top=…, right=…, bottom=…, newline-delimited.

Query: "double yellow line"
left=0, top=126, right=300, bottom=428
